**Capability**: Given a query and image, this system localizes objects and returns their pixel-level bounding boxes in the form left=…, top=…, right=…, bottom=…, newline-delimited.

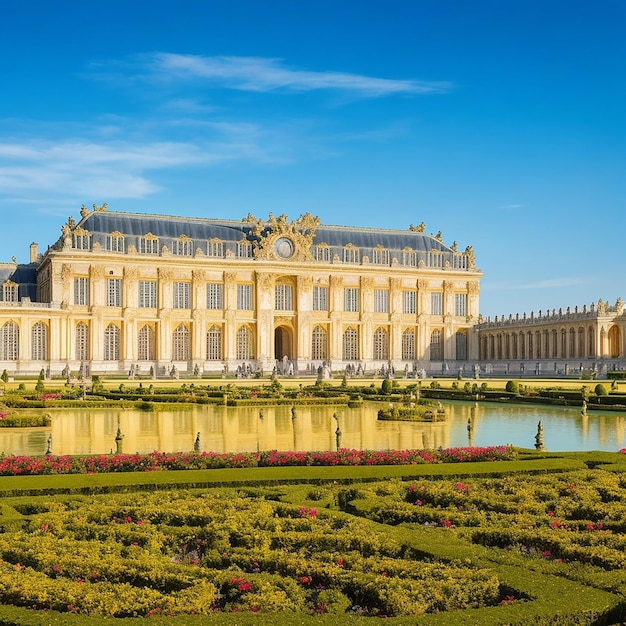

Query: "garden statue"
left=535, top=421, right=545, bottom=451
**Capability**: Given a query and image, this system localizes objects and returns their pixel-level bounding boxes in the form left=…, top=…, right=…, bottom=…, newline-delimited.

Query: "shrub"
left=505, top=380, right=519, bottom=393
left=595, top=383, right=608, bottom=396
left=0, top=370, right=8, bottom=383
left=381, top=379, right=393, bottom=395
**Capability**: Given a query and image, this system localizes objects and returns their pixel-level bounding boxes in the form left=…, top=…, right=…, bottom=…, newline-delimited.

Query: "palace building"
left=0, top=204, right=481, bottom=377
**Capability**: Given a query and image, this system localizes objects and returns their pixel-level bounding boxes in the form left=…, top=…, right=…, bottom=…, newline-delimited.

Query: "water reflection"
left=1, top=401, right=626, bottom=457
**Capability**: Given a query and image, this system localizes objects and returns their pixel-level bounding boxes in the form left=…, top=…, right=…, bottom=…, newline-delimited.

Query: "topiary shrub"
left=0, top=370, right=8, bottom=383
left=595, top=383, right=608, bottom=396
left=381, top=378, right=393, bottom=395
left=505, top=380, right=519, bottom=393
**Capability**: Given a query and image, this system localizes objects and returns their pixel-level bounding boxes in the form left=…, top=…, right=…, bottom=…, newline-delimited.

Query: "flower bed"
left=0, top=446, right=515, bottom=476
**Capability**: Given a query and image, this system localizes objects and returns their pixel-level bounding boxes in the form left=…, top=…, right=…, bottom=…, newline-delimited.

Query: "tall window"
left=31, top=322, right=48, bottom=361
left=373, top=327, right=389, bottom=360
left=1, top=282, right=18, bottom=302
left=206, top=325, right=222, bottom=360
left=427, top=251, right=443, bottom=268
left=107, top=278, right=122, bottom=307
left=0, top=321, right=19, bottom=360
left=104, top=324, right=120, bottom=361
left=402, top=328, right=415, bottom=360
left=237, top=241, right=253, bottom=258
left=173, top=282, right=190, bottom=309
left=430, top=329, right=442, bottom=361
left=374, top=289, right=388, bottom=314
left=342, top=327, right=359, bottom=360
left=207, top=240, right=224, bottom=258
left=207, top=283, right=223, bottom=310
left=236, top=326, right=253, bottom=360
left=372, top=247, right=389, bottom=265
left=314, top=245, right=331, bottom=262
left=138, top=281, right=157, bottom=308
left=456, top=331, right=467, bottom=360
left=343, top=246, right=360, bottom=264
left=311, top=325, right=328, bottom=360
left=139, top=235, right=159, bottom=254
left=313, top=286, right=328, bottom=311
left=455, top=293, right=467, bottom=317
left=73, top=233, right=90, bottom=250
left=73, top=277, right=89, bottom=306
left=75, top=322, right=89, bottom=361
left=402, top=249, right=418, bottom=267
left=172, top=324, right=190, bottom=361
left=344, top=288, right=359, bottom=312
left=237, top=284, right=252, bottom=310
left=431, top=292, right=442, bottom=315
left=106, top=233, right=125, bottom=253
left=138, top=325, right=156, bottom=361
left=275, top=284, right=293, bottom=310
left=172, top=237, right=193, bottom=256
left=403, top=291, right=416, bottom=314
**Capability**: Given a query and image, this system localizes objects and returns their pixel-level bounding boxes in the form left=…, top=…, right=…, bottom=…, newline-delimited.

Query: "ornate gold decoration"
left=389, top=278, right=400, bottom=291
left=158, top=268, right=173, bottom=281
left=274, top=316, right=294, bottom=327
left=417, top=279, right=428, bottom=290
left=464, top=245, right=475, bottom=268
left=60, top=264, right=72, bottom=281
left=243, top=212, right=320, bottom=262
left=256, top=272, right=275, bottom=290
left=224, top=272, right=237, bottom=283
left=93, top=203, right=108, bottom=212
left=409, top=222, right=426, bottom=232
left=124, top=266, right=139, bottom=280
left=192, top=269, right=207, bottom=282
left=434, top=231, right=443, bottom=241
left=467, top=281, right=480, bottom=294
left=90, top=265, right=105, bottom=279
left=297, top=275, right=312, bottom=291
left=80, top=205, right=90, bottom=218
left=329, top=275, right=343, bottom=288
left=144, top=232, right=158, bottom=240
left=360, top=277, right=374, bottom=290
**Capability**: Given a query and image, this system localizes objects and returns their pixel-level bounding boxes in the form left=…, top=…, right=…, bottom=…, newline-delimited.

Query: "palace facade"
left=476, top=300, right=626, bottom=377
left=0, top=205, right=481, bottom=377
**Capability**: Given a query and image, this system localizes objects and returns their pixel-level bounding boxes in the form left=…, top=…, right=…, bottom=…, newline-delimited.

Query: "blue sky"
left=1, top=0, right=624, bottom=317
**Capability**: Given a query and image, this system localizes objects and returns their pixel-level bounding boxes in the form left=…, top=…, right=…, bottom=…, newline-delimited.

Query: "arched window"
left=401, top=328, right=415, bottom=360
left=0, top=321, right=19, bottom=360
left=588, top=326, right=595, bottom=357
left=578, top=327, right=585, bottom=358
left=311, top=325, right=328, bottom=361
left=430, top=329, right=442, bottom=361
left=75, top=322, right=89, bottom=361
left=172, top=324, right=190, bottom=361
left=342, top=327, right=359, bottom=360
left=138, top=325, right=156, bottom=361
left=373, top=327, right=389, bottom=360
left=31, top=322, right=48, bottom=361
left=206, top=325, right=222, bottom=360
left=236, top=326, right=254, bottom=360
left=104, top=324, right=120, bottom=361
left=456, top=331, right=467, bottom=360
left=569, top=328, right=577, bottom=358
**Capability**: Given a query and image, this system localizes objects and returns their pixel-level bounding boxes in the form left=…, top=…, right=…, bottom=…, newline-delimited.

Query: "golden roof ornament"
left=243, top=212, right=320, bottom=262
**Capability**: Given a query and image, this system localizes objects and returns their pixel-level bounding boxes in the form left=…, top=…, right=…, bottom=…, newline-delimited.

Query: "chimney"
left=30, top=242, right=38, bottom=263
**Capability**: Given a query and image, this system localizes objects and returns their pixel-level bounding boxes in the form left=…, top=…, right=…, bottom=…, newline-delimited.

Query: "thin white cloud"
left=498, top=203, right=525, bottom=210
left=0, top=129, right=279, bottom=201
left=130, top=54, right=451, bottom=97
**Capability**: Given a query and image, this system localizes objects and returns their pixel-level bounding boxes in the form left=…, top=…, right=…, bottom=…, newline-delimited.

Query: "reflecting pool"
left=1, top=401, right=626, bottom=457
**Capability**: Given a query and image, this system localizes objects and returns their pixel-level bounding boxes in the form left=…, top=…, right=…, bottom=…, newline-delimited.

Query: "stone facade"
left=476, top=299, right=626, bottom=377
left=0, top=205, right=481, bottom=376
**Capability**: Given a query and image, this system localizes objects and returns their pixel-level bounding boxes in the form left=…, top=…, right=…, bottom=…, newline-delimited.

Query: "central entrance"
left=274, top=326, right=292, bottom=361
